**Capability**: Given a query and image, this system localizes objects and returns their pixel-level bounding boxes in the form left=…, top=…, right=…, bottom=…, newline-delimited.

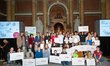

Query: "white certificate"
left=72, top=58, right=85, bottom=65
left=50, top=55, right=61, bottom=64
left=60, top=54, right=72, bottom=61
left=78, top=26, right=89, bottom=32
left=46, top=40, right=49, bottom=44
left=40, top=44, right=44, bottom=49
left=86, top=59, right=96, bottom=66
left=52, top=47, right=62, bottom=53
left=48, top=44, right=52, bottom=48
left=36, top=58, right=48, bottom=65
left=23, top=59, right=35, bottom=66
left=10, top=52, right=24, bottom=61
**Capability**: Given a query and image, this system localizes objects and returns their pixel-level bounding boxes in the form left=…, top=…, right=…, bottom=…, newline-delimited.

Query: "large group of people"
left=0, top=31, right=103, bottom=66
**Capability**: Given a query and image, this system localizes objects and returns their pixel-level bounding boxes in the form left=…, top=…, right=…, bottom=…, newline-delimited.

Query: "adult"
left=24, top=31, right=29, bottom=50
left=17, top=32, right=25, bottom=48
left=28, top=34, right=34, bottom=46
left=34, top=32, right=41, bottom=45
left=43, top=44, right=50, bottom=59
left=72, top=31, right=80, bottom=46
left=44, top=32, right=51, bottom=44
left=26, top=48, right=34, bottom=59
left=7, top=47, right=15, bottom=66
left=61, top=48, right=69, bottom=66
left=0, top=39, right=10, bottom=62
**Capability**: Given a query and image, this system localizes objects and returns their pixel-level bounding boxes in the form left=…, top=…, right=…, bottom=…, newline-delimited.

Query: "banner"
left=36, top=58, right=48, bottom=65
left=72, top=58, right=85, bottom=65
left=60, top=54, right=72, bottom=61
left=69, top=45, right=96, bottom=52
left=25, top=26, right=36, bottom=36
left=23, top=59, right=35, bottom=66
left=50, top=55, right=61, bottom=64
left=78, top=26, right=89, bottom=32
left=52, top=47, right=62, bottom=53
left=10, top=52, right=24, bottom=61
left=86, top=59, right=96, bottom=66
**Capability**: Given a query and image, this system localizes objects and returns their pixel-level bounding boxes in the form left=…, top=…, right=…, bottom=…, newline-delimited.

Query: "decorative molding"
left=84, top=12, right=102, bottom=14
left=73, top=12, right=102, bottom=15
left=15, top=13, right=43, bottom=16
left=48, top=1, right=68, bottom=15
left=48, top=1, right=68, bottom=25
left=0, top=12, right=7, bottom=16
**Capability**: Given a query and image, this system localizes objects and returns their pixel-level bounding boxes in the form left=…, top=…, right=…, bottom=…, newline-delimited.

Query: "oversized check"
left=36, top=58, right=48, bottom=65
left=10, top=52, right=24, bottom=61
left=50, top=55, right=61, bottom=64
left=23, top=59, right=35, bottom=66
left=72, top=58, right=85, bottom=65
left=60, top=54, right=72, bottom=61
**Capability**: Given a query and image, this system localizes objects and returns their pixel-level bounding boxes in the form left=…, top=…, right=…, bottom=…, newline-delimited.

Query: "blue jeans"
left=96, top=56, right=104, bottom=62
left=61, top=61, right=69, bottom=66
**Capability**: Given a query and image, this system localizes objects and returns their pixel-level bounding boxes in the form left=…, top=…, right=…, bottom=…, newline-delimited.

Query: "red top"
left=29, top=37, right=34, bottom=45
left=51, top=36, right=57, bottom=44
left=94, top=50, right=102, bottom=57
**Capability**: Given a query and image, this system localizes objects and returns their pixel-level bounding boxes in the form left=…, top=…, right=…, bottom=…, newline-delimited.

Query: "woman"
left=16, top=48, right=22, bottom=65
left=29, top=34, right=34, bottom=46
left=51, top=33, right=57, bottom=44
left=86, top=36, right=92, bottom=45
left=61, top=48, right=69, bottom=66
left=43, top=44, right=50, bottom=59
left=7, top=47, right=15, bottom=66
left=26, top=48, right=34, bottom=59
left=35, top=46, right=43, bottom=58
left=17, top=33, right=25, bottom=48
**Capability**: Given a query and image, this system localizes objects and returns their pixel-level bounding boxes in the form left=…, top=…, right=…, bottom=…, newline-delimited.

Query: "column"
left=43, top=0, right=47, bottom=33
left=69, top=0, right=73, bottom=32
left=32, top=0, right=36, bottom=26
left=101, top=0, right=106, bottom=19
left=11, top=0, right=15, bottom=20
left=79, top=0, right=84, bottom=25
left=7, top=0, right=12, bottom=21
left=105, top=0, right=110, bottom=19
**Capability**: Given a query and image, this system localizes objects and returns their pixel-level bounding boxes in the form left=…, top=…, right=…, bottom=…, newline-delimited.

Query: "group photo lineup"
left=0, top=0, right=110, bottom=66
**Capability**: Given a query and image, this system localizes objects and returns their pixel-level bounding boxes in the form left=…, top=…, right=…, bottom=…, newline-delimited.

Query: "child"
left=72, top=50, right=79, bottom=58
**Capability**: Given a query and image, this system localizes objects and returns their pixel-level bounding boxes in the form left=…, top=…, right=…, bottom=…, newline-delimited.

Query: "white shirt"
left=72, top=35, right=80, bottom=43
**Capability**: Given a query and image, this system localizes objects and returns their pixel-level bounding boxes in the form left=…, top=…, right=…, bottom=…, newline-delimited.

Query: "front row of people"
left=7, top=45, right=103, bottom=66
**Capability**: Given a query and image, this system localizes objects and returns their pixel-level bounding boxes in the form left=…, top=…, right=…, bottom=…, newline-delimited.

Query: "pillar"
left=43, top=0, right=47, bottom=33
left=101, top=0, right=106, bottom=19
left=7, top=0, right=12, bottom=21
left=79, top=0, right=84, bottom=25
left=11, top=0, right=15, bottom=20
left=69, top=0, right=73, bottom=32
left=32, top=0, right=36, bottom=26
left=105, top=0, right=110, bottom=19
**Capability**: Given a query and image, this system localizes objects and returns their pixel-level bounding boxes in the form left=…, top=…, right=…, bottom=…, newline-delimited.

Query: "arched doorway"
left=54, top=23, right=64, bottom=33
left=48, top=1, right=69, bottom=32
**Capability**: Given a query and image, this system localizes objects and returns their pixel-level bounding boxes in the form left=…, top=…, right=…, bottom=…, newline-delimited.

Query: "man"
left=24, top=31, right=29, bottom=50
left=44, top=32, right=51, bottom=44
left=0, top=39, right=10, bottom=62
left=34, top=32, right=41, bottom=45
